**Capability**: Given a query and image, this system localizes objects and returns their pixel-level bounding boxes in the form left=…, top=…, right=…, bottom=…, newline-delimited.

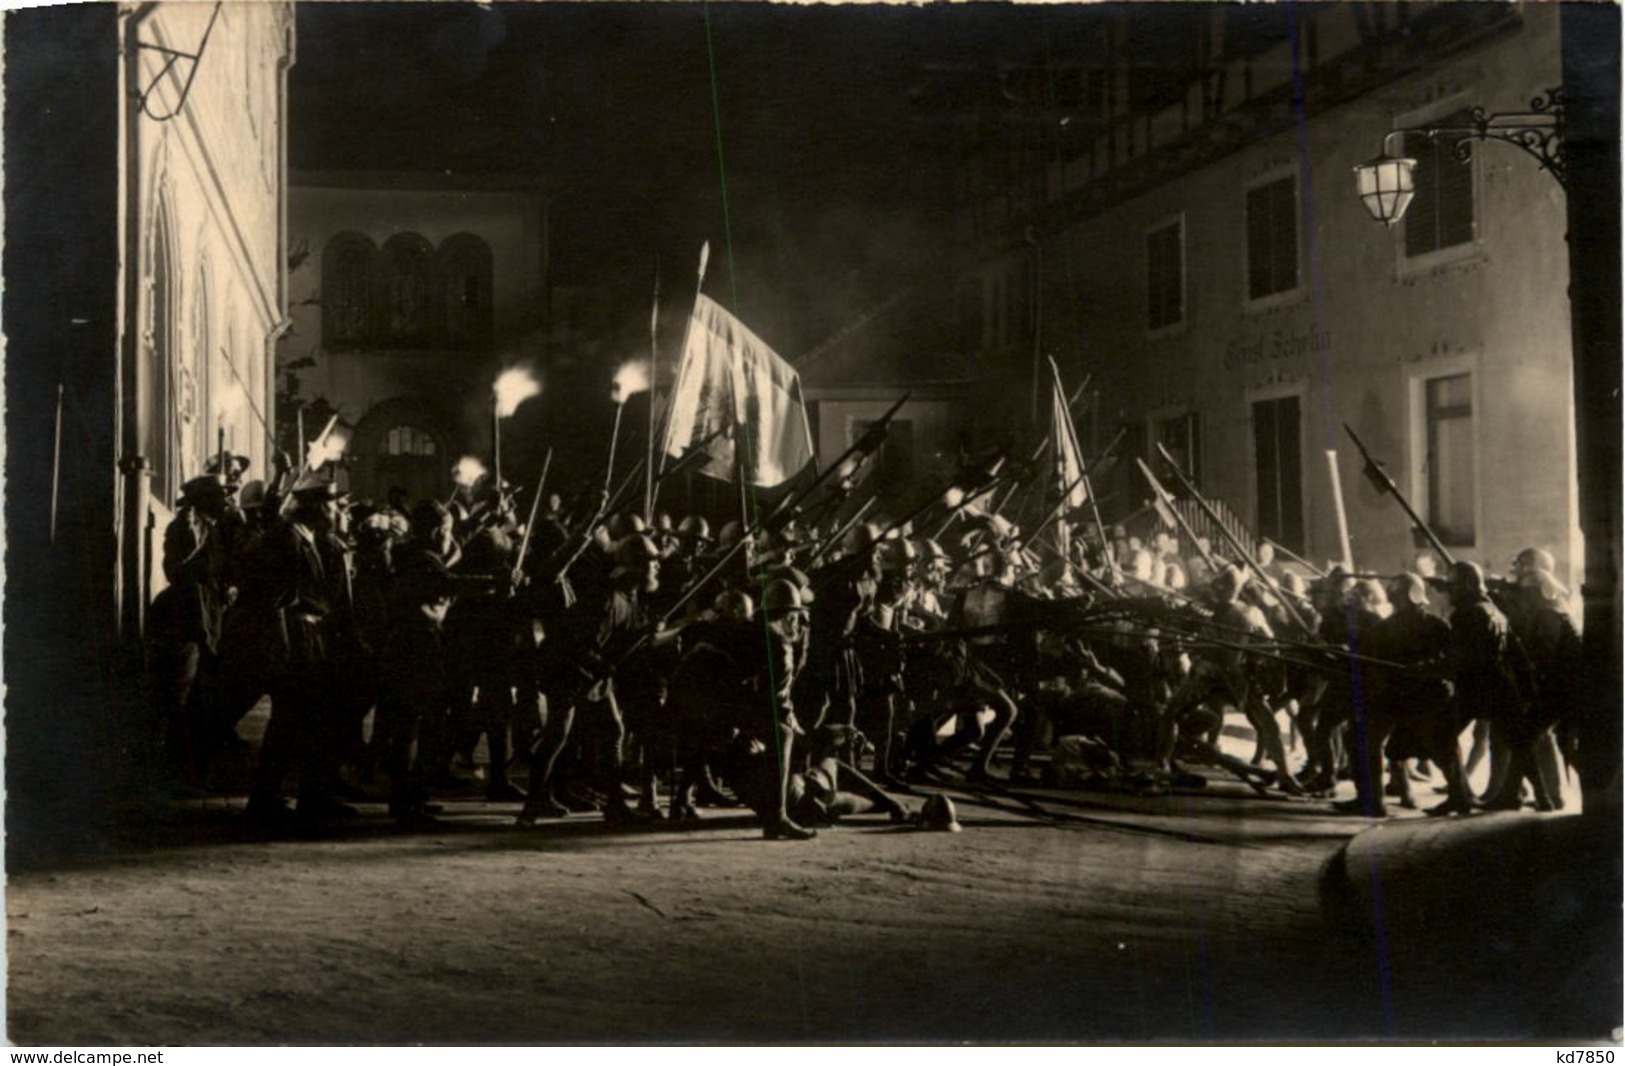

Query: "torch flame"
left=943, top=487, right=965, bottom=508
left=215, top=380, right=247, bottom=422
left=304, top=416, right=352, bottom=470
left=611, top=359, right=651, bottom=405
left=493, top=366, right=542, bottom=419
left=452, top=455, right=488, bottom=488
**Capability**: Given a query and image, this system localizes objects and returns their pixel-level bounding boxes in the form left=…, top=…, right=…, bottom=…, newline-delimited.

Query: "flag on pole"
left=1049, top=359, right=1088, bottom=510
left=663, top=294, right=815, bottom=488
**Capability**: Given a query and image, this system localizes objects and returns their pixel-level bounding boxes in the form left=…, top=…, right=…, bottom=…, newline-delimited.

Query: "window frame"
left=1245, top=382, right=1308, bottom=557
left=1393, top=96, right=1485, bottom=276
left=1145, top=212, right=1187, bottom=336
left=1407, top=356, right=1481, bottom=550
left=1242, top=168, right=1302, bottom=311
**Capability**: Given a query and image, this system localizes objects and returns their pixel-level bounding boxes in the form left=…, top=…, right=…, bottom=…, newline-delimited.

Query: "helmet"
left=613, top=534, right=660, bottom=569
left=718, top=520, right=743, bottom=548
left=1211, top=564, right=1248, bottom=600
left=878, top=537, right=917, bottom=573
left=606, top=512, right=647, bottom=540
left=918, top=793, right=962, bottom=833
left=843, top=522, right=880, bottom=557
left=677, top=514, right=712, bottom=543
left=766, top=565, right=815, bottom=605
left=1388, top=572, right=1430, bottom=609
left=1520, top=568, right=1571, bottom=609
left=761, top=578, right=808, bottom=616
left=1447, top=560, right=1487, bottom=598
left=1513, top=547, right=1556, bottom=577
left=713, top=588, right=756, bottom=622
left=236, top=478, right=269, bottom=511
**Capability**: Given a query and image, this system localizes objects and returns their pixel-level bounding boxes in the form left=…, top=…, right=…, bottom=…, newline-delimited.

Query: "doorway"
left=1252, top=395, right=1304, bottom=553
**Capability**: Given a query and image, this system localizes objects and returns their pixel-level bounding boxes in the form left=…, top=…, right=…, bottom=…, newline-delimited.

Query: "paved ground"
left=7, top=764, right=1616, bottom=1045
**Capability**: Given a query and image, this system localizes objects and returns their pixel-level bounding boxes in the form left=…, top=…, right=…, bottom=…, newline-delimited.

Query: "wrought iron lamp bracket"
left=1380, top=88, right=1567, bottom=188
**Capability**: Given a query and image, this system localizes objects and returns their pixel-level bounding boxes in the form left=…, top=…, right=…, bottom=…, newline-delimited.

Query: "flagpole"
left=50, top=383, right=64, bottom=545
left=645, top=259, right=660, bottom=522
left=492, top=393, right=503, bottom=494
left=655, top=242, right=710, bottom=482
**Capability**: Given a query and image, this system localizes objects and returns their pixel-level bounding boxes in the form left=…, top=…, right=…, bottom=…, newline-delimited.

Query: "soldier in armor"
left=1335, top=574, right=1465, bottom=817
left=1445, top=561, right=1549, bottom=813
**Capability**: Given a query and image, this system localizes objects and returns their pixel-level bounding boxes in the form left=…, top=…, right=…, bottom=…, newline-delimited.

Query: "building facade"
left=949, top=3, right=1579, bottom=594
left=279, top=174, right=567, bottom=505
left=5, top=2, right=294, bottom=838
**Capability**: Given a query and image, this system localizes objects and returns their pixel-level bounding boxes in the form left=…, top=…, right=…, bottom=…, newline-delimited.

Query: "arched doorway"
left=350, top=397, right=453, bottom=508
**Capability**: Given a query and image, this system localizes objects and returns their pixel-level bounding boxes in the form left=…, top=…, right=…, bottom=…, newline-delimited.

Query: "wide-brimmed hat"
left=177, top=474, right=227, bottom=507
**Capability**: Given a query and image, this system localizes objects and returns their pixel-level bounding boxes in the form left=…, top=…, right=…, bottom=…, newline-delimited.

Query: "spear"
left=1263, top=536, right=1327, bottom=579
left=763, top=391, right=909, bottom=531
left=1343, top=422, right=1456, bottom=566
left=803, top=497, right=878, bottom=568
left=1155, top=442, right=1313, bottom=635
left=511, top=447, right=553, bottom=582
left=1135, top=458, right=1219, bottom=571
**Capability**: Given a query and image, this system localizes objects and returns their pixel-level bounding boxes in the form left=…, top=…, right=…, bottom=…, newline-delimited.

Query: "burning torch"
left=492, top=365, right=542, bottom=495
left=606, top=359, right=651, bottom=496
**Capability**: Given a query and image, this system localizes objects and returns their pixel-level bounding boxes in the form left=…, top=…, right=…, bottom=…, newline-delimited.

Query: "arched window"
left=438, top=233, right=494, bottom=351
left=322, top=232, right=377, bottom=348
left=382, top=424, right=438, bottom=457
left=375, top=233, right=439, bottom=348
left=145, top=202, right=177, bottom=504
left=188, top=265, right=211, bottom=465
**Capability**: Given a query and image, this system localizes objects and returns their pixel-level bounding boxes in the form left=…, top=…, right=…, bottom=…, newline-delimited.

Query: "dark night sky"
left=290, top=2, right=1191, bottom=358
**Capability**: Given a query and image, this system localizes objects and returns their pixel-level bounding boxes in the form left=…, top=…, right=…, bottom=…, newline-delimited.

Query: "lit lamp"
left=1354, top=147, right=1417, bottom=225
left=1355, top=89, right=1567, bottom=226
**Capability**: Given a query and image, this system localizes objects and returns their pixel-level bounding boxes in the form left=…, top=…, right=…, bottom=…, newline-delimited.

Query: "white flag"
left=1050, top=359, right=1088, bottom=510
left=663, top=294, right=815, bottom=488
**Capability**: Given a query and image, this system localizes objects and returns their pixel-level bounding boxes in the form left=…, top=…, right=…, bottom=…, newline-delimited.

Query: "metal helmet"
left=613, top=534, right=661, bottom=569
left=1388, top=572, right=1430, bottom=609
left=713, top=588, right=756, bottom=622
left=606, top=512, right=646, bottom=540
left=1448, top=560, right=1487, bottom=598
left=844, top=522, right=880, bottom=557
left=1211, top=564, right=1248, bottom=600
left=878, top=537, right=918, bottom=573
left=1513, top=547, right=1556, bottom=578
left=761, top=578, right=808, bottom=616
left=718, top=520, right=743, bottom=547
left=918, top=793, right=962, bottom=833
left=677, top=514, right=712, bottom=543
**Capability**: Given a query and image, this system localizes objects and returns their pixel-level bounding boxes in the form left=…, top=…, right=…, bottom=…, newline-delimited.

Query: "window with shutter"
left=1246, top=175, right=1298, bottom=300
left=1404, top=115, right=1477, bottom=258
left=1146, top=217, right=1184, bottom=330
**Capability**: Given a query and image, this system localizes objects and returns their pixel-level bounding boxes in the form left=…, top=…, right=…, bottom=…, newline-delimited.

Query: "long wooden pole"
left=645, top=261, right=660, bottom=522
left=50, top=383, right=64, bottom=544
left=1135, top=458, right=1218, bottom=570
left=1154, top=442, right=1313, bottom=635
left=1343, top=422, right=1456, bottom=566
left=1325, top=449, right=1353, bottom=571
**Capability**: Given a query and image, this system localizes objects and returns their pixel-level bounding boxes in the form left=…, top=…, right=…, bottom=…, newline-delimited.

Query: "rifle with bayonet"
left=1343, top=422, right=1456, bottom=566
